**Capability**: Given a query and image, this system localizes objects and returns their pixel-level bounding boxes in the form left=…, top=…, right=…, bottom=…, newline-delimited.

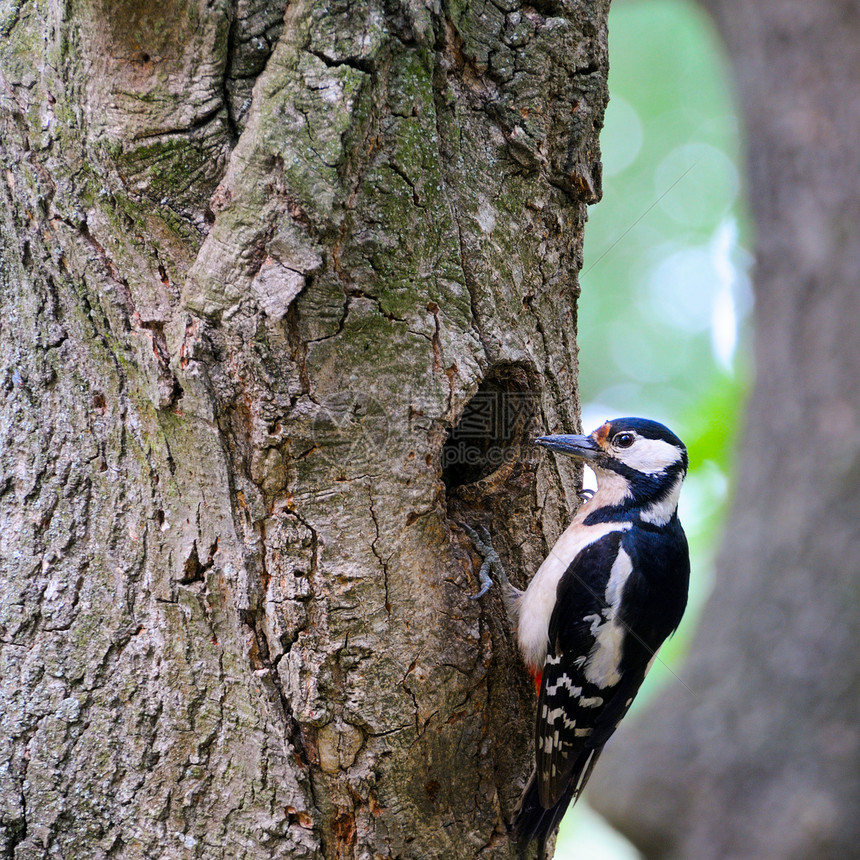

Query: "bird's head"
left=535, top=418, right=688, bottom=521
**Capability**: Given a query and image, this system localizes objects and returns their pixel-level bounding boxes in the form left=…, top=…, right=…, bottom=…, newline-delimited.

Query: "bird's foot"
left=577, top=488, right=595, bottom=502
left=461, top=524, right=510, bottom=599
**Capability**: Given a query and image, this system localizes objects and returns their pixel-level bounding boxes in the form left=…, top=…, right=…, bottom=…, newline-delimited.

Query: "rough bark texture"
left=589, top=2, right=860, bottom=858
left=0, top=1, right=609, bottom=857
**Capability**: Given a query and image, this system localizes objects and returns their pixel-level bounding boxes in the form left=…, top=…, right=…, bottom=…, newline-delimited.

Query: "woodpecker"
left=470, top=417, right=690, bottom=858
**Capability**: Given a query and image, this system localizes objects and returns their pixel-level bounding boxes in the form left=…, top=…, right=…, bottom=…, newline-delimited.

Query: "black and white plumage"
left=505, top=418, right=690, bottom=857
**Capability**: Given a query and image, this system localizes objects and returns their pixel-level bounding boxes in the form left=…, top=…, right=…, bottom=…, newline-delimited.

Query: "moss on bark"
left=0, top=0, right=609, bottom=856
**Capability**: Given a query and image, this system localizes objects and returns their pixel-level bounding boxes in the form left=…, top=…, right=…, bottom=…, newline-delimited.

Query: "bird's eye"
left=614, top=432, right=635, bottom=448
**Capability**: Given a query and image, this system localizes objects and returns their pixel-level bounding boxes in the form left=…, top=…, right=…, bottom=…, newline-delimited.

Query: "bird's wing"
left=535, top=529, right=649, bottom=807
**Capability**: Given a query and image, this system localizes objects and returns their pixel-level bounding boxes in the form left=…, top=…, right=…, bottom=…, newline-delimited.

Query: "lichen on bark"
left=0, top=0, right=609, bottom=857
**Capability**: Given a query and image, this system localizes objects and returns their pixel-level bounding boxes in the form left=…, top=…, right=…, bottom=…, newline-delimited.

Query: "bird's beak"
left=533, top=434, right=601, bottom=460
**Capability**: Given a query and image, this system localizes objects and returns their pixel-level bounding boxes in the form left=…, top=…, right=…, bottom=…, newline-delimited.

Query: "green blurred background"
left=556, top=0, right=751, bottom=855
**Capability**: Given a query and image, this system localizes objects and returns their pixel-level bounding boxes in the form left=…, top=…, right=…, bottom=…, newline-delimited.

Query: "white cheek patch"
left=619, top=437, right=684, bottom=475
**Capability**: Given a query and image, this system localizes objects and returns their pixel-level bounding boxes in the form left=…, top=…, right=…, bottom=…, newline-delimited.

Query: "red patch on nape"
left=532, top=669, right=542, bottom=696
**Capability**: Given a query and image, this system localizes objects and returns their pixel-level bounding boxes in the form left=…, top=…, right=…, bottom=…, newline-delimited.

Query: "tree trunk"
left=588, top=2, right=860, bottom=858
left=0, top=1, right=608, bottom=857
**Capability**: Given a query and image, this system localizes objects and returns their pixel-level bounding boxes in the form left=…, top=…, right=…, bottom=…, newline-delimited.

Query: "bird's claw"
left=461, top=523, right=509, bottom=599
left=577, top=488, right=595, bottom=502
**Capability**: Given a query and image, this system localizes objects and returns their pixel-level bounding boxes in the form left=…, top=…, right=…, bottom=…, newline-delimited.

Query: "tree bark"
left=0, top=1, right=609, bottom=857
left=589, top=2, right=860, bottom=858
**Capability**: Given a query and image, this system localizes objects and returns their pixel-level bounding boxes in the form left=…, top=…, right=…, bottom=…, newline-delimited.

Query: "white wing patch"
left=584, top=618, right=625, bottom=688
left=582, top=547, right=634, bottom=689
left=604, top=546, right=633, bottom=609
left=583, top=612, right=602, bottom=632
left=517, top=520, right=631, bottom=670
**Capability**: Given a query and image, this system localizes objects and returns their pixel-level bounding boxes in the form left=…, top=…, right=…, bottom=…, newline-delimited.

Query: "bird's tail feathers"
left=511, top=750, right=605, bottom=859
left=511, top=774, right=576, bottom=860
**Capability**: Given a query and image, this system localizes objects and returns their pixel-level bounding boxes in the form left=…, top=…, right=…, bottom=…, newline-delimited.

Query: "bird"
left=468, top=417, right=690, bottom=858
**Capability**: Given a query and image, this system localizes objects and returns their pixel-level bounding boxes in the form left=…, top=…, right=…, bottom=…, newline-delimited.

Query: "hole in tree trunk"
left=442, top=364, right=538, bottom=491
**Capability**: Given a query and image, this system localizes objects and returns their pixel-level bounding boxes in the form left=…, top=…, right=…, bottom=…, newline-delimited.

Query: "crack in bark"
left=428, top=49, right=494, bottom=369
left=366, top=482, right=391, bottom=617
left=129, top=102, right=226, bottom=143
left=222, top=0, right=242, bottom=143
left=307, top=48, right=375, bottom=75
